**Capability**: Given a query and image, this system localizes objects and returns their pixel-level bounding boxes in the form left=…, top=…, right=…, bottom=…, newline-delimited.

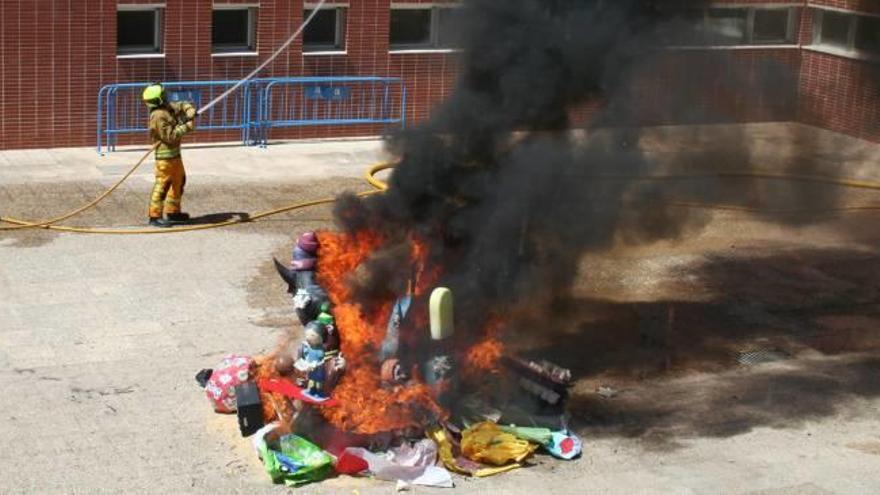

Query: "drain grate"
left=737, top=349, right=791, bottom=365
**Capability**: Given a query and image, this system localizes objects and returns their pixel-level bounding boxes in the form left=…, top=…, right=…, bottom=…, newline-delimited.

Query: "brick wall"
left=798, top=1, right=880, bottom=141
left=1, top=1, right=879, bottom=150
left=0, top=0, right=459, bottom=150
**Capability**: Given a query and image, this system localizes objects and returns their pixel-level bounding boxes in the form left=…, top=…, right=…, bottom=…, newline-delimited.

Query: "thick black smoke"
left=333, top=0, right=845, bottom=340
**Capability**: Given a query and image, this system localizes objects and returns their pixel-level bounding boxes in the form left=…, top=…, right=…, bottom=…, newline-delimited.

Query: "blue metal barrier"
left=96, top=77, right=406, bottom=153
left=254, top=77, right=406, bottom=147
left=96, top=80, right=268, bottom=153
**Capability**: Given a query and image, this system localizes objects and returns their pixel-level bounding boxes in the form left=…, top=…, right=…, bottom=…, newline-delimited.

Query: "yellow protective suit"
left=147, top=101, right=195, bottom=218
left=149, top=157, right=186, bottom=218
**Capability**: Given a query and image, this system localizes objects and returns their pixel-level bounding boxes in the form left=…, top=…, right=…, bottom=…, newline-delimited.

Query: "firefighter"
left=141, top=83, right=197, bottom=227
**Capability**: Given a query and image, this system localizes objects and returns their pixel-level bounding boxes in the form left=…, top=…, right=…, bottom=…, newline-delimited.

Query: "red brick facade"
left=0, top=1, right=878, bottom=150
left=797, top=1, right=880, bottom=141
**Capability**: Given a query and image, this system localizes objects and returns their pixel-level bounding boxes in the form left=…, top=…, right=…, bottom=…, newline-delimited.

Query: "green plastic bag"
left=499, top=425, right=553, bottom=446
left=258, top=434, right=333, bottom=487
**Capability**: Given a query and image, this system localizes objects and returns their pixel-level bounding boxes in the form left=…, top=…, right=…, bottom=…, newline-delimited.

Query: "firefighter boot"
left=166, top=212, right=191, bottom=223
left=148, top=217, right=172, bottom=228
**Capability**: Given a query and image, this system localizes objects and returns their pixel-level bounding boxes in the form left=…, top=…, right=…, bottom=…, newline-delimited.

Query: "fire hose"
left=3, top=161, right=880, bottom=234
left=0, top=164, right=386, bottom=235
left=1, top=0, right=879, bottom=233
left=0, top=0, right=329, bottom=233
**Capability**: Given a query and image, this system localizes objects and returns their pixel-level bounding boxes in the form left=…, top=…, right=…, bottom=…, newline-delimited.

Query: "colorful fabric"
left=204, top=354, right=254, bottom=413
left=149, top=157, right=186, bottom=218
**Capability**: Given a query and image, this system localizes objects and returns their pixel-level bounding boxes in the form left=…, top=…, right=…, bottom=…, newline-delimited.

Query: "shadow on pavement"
left=185, top=212, right=251, bottom=225
left=511, top=247, right=880, bottom=449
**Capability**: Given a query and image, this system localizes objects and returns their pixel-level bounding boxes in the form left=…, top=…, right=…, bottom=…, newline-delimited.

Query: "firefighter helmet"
left=142, top=83, right=165, bottom=109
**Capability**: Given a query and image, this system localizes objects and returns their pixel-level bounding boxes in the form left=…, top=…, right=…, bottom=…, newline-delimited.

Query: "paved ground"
left=1, top=125, right=880, bottom=494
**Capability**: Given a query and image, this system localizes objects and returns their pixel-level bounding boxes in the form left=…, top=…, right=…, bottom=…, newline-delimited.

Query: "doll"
left=294, top=321, right=328, bottom=400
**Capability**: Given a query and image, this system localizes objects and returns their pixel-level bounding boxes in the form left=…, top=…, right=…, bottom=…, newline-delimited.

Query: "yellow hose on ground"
left=0, top=143, right=159, bottom=231
left=0, top=0, right=330, bottom=233
left=0, top=163, right=391, bottom=234
left=2, top=161, right=880, bottom=235
left=364, top=161, right=392, bottom=191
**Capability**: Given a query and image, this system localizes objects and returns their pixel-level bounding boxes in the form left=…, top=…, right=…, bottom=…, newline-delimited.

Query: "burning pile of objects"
left=190, top=1, right=745, bottom=487
left=196, top=231, right=581, bottom=488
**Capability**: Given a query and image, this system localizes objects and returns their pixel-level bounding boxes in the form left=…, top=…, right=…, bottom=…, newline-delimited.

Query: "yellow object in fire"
left=427, top=425, right=523, bottom=478
left=461, top=422, right=538, bottom=466
left=429, top=287, right=454, bottom=340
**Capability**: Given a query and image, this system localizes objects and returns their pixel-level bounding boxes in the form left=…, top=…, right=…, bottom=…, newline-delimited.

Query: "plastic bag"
left=498, top=425, right=553, bottom=445
left=545, top=431, right=582, bottom=460
left=461, top=422, right=537, bottom=466
left=391, top=438, right=438, bottom=468
left=254, top=427, right=333, bottom=487
left=338, top=439, right=453, bottom=488
left=427, top=425, right=519, bottom=478
left=203, top=354, right=253, bottom=413
left=499, top=424, right=582, bottom=460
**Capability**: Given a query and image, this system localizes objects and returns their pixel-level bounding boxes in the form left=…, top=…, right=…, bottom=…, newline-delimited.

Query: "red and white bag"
left=204, top=354, right=254, bottom=413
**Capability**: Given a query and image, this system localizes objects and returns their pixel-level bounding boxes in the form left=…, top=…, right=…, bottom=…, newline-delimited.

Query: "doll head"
left=304, top=321, right=327, bottom=348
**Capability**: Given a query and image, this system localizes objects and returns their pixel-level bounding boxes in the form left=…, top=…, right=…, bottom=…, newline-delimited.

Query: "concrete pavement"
left=2, top=125, right=880, bottom=494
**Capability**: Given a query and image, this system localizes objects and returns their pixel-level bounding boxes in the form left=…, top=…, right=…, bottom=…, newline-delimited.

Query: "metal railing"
left=254, top=76, right=406, bottom=147
left=96, top=77, right=406, bottom=153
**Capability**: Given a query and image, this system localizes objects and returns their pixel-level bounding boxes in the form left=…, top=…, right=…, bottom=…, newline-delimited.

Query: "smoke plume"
left=333, top=0, right=845, bottom=340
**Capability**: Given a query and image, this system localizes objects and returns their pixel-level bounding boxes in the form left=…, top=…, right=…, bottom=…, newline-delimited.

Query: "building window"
left=704, top=8, right=748, bottom=45
left=436, top=6, right=460, bottom=48
left=117, top=6, right=163, bottom=55
left=813, top=9, right=880, bottom=57
left=672, top=7, right=794, bottom=46
left=752, top=8, right=792, bottom=44
left=855, top=16, right=880, bottom=54
left=390, top=5, right=461, bottom=50
left=303, top=6, right=347, bottom=52
left=213, top=6, right=257, bottom=53
left=817, top=10, right=852, bottom=49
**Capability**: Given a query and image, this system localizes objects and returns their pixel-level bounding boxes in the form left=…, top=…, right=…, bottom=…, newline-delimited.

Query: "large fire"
left=314, top=230, right=505, bottom=434
left=316, top=231, right=445, bottom=434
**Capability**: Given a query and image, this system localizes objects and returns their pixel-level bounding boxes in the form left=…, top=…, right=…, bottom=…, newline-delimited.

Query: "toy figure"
left=315, top=303, right=346, bottom=391
left=273, top=232, right=330, bottom=325
left=316, top=302, right=340, bottom=356
left=295, top=321, right=329, bottom=400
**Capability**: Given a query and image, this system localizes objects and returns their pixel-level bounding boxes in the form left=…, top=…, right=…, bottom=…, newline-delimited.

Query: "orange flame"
left=316, top=231, right=444, bottom=434
left=462, top=318, right=505, bottom=378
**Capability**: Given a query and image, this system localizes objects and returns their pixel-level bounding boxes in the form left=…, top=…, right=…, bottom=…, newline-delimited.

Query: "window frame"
left=703, top=7, right=750, bottom=45
left=813, top=9, right=856, bottom=50
left=854, top=15, right=880, bottom=55
left=302, top=4, right=348, bottom=54
left=666, top=6, right=796, bottom=48
left=389, top=4, right=462, bottom=53
left=211, top=4, right=259, bottom=55
left=116, top=4, right=165, bottom=57
left=811, top=8, right=880, bottom=61
left=748, top=7, right=796, bottom=45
